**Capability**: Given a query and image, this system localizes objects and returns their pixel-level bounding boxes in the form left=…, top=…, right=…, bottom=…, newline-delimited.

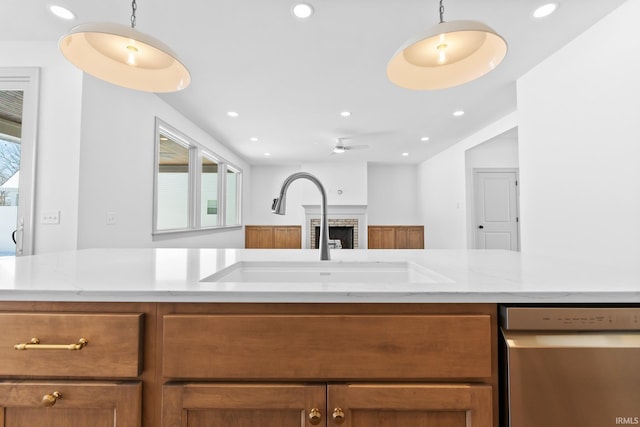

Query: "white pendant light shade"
left=60, top=22, right=190, bottom=92
left=387, top=20, right=507, bottom=90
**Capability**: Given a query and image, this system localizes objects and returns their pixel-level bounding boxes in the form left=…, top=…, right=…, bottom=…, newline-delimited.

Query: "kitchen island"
left=0, top=248, right=638, bottom=427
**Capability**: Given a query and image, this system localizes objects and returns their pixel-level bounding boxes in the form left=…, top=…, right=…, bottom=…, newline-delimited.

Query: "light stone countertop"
left=0, top=248, right=638, bottom=303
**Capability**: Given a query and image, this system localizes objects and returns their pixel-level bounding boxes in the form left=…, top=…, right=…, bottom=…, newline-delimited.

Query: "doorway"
left=0, top=68, right=39, bottom=256
left=472, top=168, right=520, bottom=250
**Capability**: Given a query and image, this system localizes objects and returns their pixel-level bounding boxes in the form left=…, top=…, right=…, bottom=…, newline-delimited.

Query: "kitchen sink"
left=200, top=261, right=453, bottom=283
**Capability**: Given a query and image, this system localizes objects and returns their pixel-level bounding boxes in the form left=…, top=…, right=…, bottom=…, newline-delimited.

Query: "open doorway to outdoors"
left=0, top=68, right=39, bottom=256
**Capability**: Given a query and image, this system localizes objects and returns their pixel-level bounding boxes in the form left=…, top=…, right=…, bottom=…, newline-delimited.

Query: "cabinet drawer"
left=0, top=380, right=141, bottom=426
left=0, top=313, right=143, bottom=378
left=163, top=314, right=492, bottom=380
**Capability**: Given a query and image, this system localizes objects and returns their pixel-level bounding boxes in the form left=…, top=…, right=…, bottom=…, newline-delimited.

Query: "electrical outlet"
left=106, top=212, right=117, bottom=225
left=41, top=210, right=60, bottom=224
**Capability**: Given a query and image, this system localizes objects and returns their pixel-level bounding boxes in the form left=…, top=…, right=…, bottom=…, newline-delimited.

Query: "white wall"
left=246, top=162, right=368, bottom=226
left=1, top=41, right=83, bottom=254
left=417, top=113, right=518, bottom=248
left=367, top=163, right=420, bottom=225
left=517, top=0, right=640, bottom=267
left=76, top=75, right=250, bottom=249
left=245, top=165, right=302, bottom=225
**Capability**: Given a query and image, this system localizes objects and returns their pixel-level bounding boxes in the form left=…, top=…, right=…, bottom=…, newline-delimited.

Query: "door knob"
left=42, top=391, right=62, bottom=407
left=332, top=407, right=345, bottom=424
left=309, top=408, right=322, bottom=425
left=478, top=225, right=484, bottom=229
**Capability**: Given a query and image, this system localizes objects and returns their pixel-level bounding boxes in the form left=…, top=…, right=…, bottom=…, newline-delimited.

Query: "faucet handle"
left=271, top=198, right=279, bottom=212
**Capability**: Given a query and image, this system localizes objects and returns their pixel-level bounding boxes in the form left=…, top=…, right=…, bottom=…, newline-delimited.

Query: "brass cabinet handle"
left=332, top=407, right=345, bottom=425
left=14, top=337, right=88, bottom=351
left=42, top=391, right=62, bottom=407
left=309, top=408, right=322, bottom=425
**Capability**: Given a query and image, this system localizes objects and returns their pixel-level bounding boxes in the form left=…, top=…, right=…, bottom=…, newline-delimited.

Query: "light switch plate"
left=41, top=210, right=60, bottom=224
left=106, top=212, right=117, bottom=225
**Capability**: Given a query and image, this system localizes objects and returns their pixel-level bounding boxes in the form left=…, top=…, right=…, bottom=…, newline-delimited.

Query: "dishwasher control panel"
left=501, top=307, right=640, bottom=330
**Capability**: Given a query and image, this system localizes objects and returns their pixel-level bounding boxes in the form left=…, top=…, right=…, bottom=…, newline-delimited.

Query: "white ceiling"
left=2, top=0, right=627, bottom=165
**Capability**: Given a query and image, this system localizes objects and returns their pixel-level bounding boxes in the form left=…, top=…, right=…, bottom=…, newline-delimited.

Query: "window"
left=153, top=118, right=242, bottom=234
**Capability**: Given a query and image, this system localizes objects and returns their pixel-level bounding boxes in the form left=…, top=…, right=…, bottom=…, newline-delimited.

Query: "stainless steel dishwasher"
left=501, top=306, right=640, bottom=427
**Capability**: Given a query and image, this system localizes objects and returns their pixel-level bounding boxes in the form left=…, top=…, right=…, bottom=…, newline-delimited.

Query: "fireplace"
left=310, top=218, right=359, bottom=249
left=314, top=226, right=354, bottom=249
left=303, top=205, right=367, bottom=249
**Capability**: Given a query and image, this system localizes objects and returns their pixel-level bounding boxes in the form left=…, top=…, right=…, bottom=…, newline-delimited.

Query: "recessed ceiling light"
left=420, top=136, right=430, bottom=142
left=227, top=111, right=239, bottom=118
left=340, top=111, right=351, bottom=117
left=292, top=3, right=314, bottom=19
left=533, top=3, right=558, bottom=18
left=401, top=152, right=409, bottom=157
left=49, top=4, right=76, bottom=20
left=453, top=110, right=465, bottom=117
left=263, top=152, right=271, bottom=157
left=250, top=137, right=259, bottom=142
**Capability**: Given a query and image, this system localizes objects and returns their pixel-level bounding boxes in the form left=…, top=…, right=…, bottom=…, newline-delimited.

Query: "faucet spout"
left=272, top=172, right=330, bottom=261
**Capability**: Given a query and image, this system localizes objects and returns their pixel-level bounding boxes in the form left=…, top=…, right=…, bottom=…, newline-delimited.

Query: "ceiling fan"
left=331, top=137, right=369, bottom=155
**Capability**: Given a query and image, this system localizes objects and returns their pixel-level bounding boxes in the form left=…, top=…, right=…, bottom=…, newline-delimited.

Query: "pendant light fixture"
left=387, top=0, right=507, bottom=90
left=59, top=0, right=190, bottom=93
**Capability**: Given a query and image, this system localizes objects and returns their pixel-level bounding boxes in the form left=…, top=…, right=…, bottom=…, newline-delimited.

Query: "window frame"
left=153, top=118, right=242, bottom=236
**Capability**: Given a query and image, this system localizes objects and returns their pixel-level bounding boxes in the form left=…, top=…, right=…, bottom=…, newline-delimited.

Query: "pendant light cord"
left=439, top=0, right=445, bottom=23
left=130, top=0, right=137, bottom=28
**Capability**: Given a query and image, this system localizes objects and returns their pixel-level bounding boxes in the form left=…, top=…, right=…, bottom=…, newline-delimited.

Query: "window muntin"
left=154, top=118, right=242, bottom=235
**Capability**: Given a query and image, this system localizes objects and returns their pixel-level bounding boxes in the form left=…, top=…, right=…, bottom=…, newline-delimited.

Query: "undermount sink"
left=200, top=261, right=453, bottom=284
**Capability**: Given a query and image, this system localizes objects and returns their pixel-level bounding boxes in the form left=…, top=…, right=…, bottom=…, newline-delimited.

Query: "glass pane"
left=201, top=155, right=218, bottom=227
left=157, top=135, right=189, bottom=230
left=226, top=168, right=240, bottom=225
left=0, top=90, right=23, bottom=257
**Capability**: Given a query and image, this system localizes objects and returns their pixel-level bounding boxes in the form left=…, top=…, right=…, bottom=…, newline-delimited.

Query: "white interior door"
left=473, top=169, right=519, bottom=250
left=0, top=68, right=39, bottom=256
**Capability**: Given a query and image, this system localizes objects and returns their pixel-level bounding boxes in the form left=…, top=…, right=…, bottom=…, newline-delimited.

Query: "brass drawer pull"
left=42, top=391, right=62, bottom=407
left=14, top=337, right=88, bottom=351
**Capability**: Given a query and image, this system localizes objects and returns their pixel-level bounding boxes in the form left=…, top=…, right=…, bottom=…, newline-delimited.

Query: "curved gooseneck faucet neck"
left=272, top=172, right=330, bottom=261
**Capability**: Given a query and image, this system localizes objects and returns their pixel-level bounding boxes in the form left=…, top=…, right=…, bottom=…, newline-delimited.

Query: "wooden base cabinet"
left=330, top=383, right=492, bottom=427
left=161, top=304, right=497, bottom=427
left=162, top=383, right=491, bottom=427
left=0, top=302, right=497, bottom=427
left=245, top=226, right=302, bottom=249
left=368, top=226, right=424, bottom=249
left=0, top=381, right=141, bottom=427
left=162, top=383, right=325, bottom=427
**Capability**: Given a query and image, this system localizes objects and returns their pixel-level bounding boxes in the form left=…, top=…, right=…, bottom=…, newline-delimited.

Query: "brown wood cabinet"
left=0, top=381, right=141, bottom=427
left=0, top=302, right=155, bottom=427
left=0, top=302, right=498, bottom=427
left=245, top=225, right=301, bottom=249
left=368, top=225, right=424, bottom=249
left=160, top=303, right=497, bottom=427
left=162, top=382, right=490, bottom=427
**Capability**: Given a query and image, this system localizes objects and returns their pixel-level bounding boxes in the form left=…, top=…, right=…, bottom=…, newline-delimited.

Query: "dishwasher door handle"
left=502, top=330, right=640, bottom=349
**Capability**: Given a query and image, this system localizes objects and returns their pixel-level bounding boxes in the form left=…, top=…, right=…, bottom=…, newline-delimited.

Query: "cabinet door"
left=367, top=227, right=395, bottom=249
left=0, top=381, right=141, bottom=427
left=394, top=227, right=408, bottom=248
left=274, top=227, right=301, bottom=249
left=162, top=383, right=326, bottom=427
left=328, top=384, right=492, bottom=427
left=245, top=226, right=273, bottom=248
left=406, top=226, right=424, bottom=249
